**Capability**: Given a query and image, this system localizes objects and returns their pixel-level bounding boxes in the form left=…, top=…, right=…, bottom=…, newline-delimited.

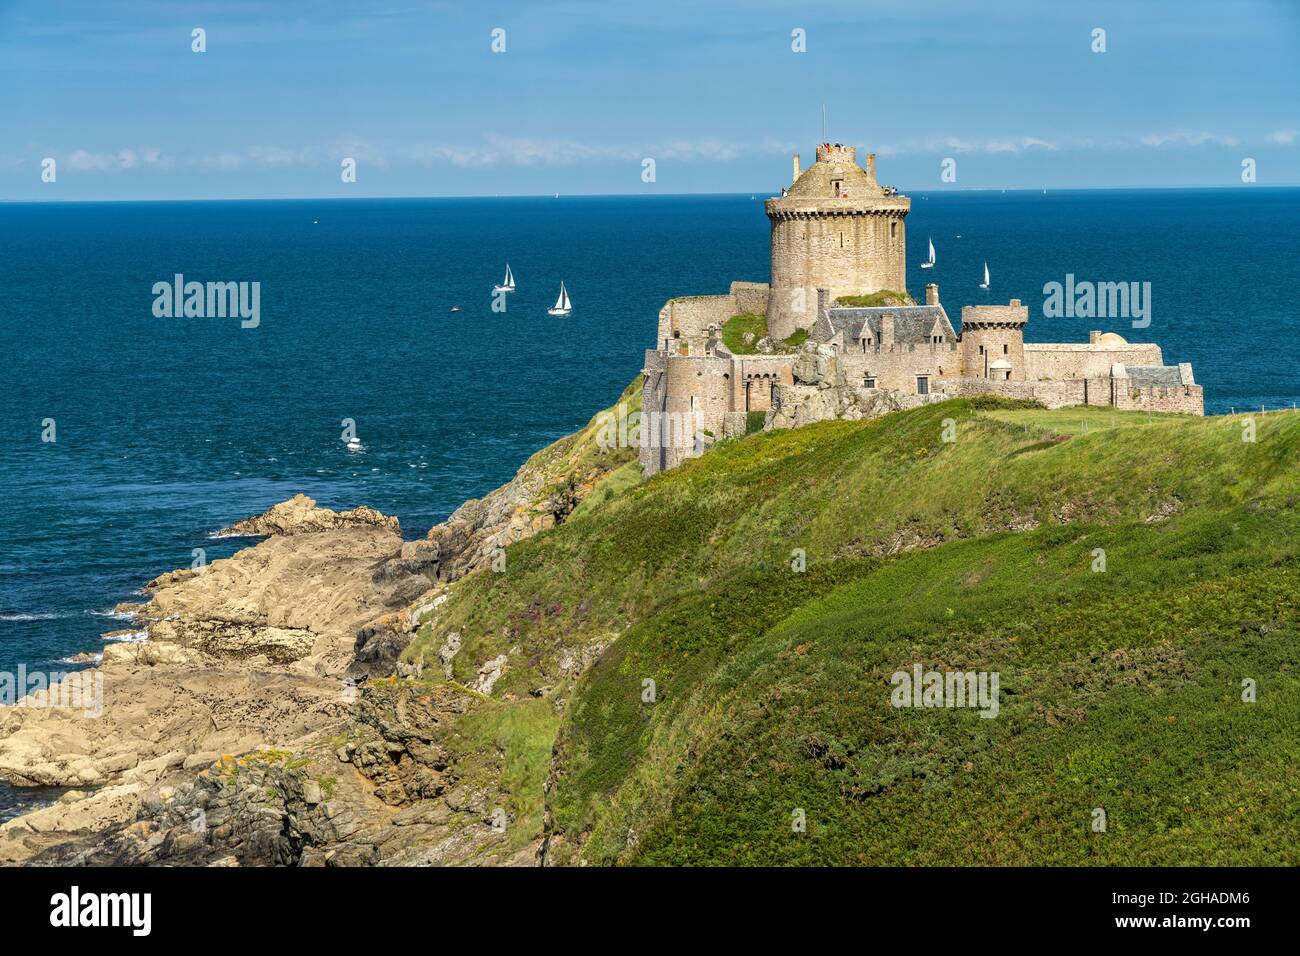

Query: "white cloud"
left=873, top=135, right=1056, bottom=156
left=1139, top=130, right=1239, bottom=149
left=1268, top=129, right=1297, bottom=145
left=65, top=147, right=172, bottom=172
left=401, top=136, right=768, bottom=168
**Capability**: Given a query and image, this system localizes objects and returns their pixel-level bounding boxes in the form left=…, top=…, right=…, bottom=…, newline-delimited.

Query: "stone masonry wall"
left=1023, top=343, right=1163, bottom=380
left=768, top=210, right=908, bottom=342
left=731, top=281, right=771, bottom=316
left=839, top=342, right=960, bottom=393
left=657, top=294, right=736, bottom=349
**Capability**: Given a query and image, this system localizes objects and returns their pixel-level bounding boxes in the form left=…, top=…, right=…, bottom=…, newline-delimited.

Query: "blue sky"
left=3, top=0, right=1298, bottom=199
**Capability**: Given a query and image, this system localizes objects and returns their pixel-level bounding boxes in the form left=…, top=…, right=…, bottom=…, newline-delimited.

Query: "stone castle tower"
left=959, top=300, right=1028, bottom=381
left=764, top=144, right=910, bottom=341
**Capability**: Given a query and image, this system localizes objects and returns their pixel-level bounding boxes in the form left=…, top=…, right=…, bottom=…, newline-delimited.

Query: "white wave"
left=101, top=629, right=148, bottom=643
left=55, top=653, right=103, bottom=665
left=0, top=612, right=66, bottom=621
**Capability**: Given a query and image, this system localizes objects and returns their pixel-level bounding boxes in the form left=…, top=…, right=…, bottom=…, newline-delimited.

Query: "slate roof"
left=1126, top=365, right=1184, bottom=388
left=814, top=305, right=956, bottom=346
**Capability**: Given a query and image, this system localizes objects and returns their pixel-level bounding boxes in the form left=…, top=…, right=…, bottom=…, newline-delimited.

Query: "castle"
left=640, top=143, right=1203, bottom=474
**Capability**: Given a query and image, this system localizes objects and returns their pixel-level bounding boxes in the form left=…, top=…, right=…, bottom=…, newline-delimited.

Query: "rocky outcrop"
left=767, top=341, right=949, bottom=430
left=0, top=383, right=643, bottom=867
left=218, top=493, right=401, bottom=538
left=0, top=501, right=422, bottom=864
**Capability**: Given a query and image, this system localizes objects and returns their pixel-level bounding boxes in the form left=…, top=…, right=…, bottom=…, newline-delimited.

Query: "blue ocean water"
left=1, top=188, right=1297, bottom=681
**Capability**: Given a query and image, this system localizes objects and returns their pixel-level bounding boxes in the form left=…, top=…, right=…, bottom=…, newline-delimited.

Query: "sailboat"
left=979, top=262, right=990, bottom=290
left=493, top=263, right=516, bottom=294
left=547, top=281, right=572, bottom=316
left=921, top=237, right=936, bottom=269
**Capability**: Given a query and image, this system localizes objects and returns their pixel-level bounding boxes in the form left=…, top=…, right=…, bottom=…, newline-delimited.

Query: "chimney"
left=925, top=283, right=939, bottom=306
left=1089, top=330, right=1102, bottom=344
left=792, top=153, right=801, bottom=184
left=865, top=152, right=877, bottom=182
left=879, top=313, right=895, bottom=348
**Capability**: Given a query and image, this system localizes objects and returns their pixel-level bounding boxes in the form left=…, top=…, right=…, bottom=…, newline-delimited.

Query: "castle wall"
left=1113, top=382, right=1205, bottom=415
left=730, top=281, right=771, bottom=316
left=1023, top=343, right=1163, bottom=381
left=939, top=376, right=1204, bottom=415
left=840, top=343, right=960, bottom=392
left=653, top=353, right=732, bottom=471
left=768, top=209, right=908, bottom=342
left=958, top=302, right=1028, bottom=381
left=657, top=294, right=736, bottom=350
left=640, top=349, right=669, bottom=475
left=731, top=355, right=795, bottom=412
left=959, top=328, right=1027, bottom=380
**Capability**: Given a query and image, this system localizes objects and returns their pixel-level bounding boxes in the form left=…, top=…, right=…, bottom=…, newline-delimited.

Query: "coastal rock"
left=470, top=655, right=508, bottom=696
left=218, top=493, right=401, bottom=538
left=0, top=519, right=413, bottom=862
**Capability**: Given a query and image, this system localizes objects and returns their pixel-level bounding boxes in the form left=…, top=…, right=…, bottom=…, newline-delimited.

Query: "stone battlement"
left=961, top=300, right=1029, bottom=327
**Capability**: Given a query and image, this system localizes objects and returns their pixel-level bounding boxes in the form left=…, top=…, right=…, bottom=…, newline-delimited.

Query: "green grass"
left=403, top=396, right=1300, bottom=864
left=455, top=698, right=562, bottom=852
left=721, top=313, right=768, bottom=354
left=782, top=328, right=809, bottom=350
left=835, top=289, right=915, bottom=307
left=570, top=460, right=645, bottom=521
left=553, top=508, right=1300, bottom=864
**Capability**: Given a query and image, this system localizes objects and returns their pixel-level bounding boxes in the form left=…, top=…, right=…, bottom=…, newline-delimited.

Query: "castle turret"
left=960, top=299, right=1028, bottom=381
left=764, top=144, right=910, bottom=341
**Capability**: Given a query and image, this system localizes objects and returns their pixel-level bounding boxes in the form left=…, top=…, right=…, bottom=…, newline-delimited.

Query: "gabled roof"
left=813, top=305, right=957, bottom=346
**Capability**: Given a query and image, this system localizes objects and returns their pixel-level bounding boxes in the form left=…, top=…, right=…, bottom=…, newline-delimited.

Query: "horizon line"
left=5, top=183, right=1300, bottom=205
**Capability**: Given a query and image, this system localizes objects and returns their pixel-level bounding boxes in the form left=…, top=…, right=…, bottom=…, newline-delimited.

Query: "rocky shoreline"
left=0, top=414, right=632, bottom=865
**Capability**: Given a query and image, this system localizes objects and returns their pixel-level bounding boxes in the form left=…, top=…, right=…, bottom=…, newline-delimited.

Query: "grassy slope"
left=407, top=398, right=1300, bottom=865
left=721, top=313, right=808, bottom=354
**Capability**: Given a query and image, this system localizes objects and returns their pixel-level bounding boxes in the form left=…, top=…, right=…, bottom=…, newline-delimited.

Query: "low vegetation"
left=722, top=313, right=813, bottom=354
left=721, top=312, right=768, bottom=354
left=406, top=395, right=1300, bottom=865
left=835, top=289, right=915, bottom=307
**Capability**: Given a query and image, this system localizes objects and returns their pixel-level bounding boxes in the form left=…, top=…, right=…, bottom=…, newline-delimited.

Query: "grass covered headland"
left=406, top=393, right=1300, bottom=865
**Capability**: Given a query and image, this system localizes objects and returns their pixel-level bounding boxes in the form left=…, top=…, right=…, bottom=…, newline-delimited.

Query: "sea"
left=2, top=188, right=1298, bottom=816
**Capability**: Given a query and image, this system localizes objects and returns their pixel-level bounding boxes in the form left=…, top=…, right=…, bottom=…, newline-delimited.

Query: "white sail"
left=549, top=282, right=571, bottom=314
left=928, top=238, right=936, bottom=263
left=493, top=263, right=515, bottom=293
left=981, top=262, right=990, bottom=288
